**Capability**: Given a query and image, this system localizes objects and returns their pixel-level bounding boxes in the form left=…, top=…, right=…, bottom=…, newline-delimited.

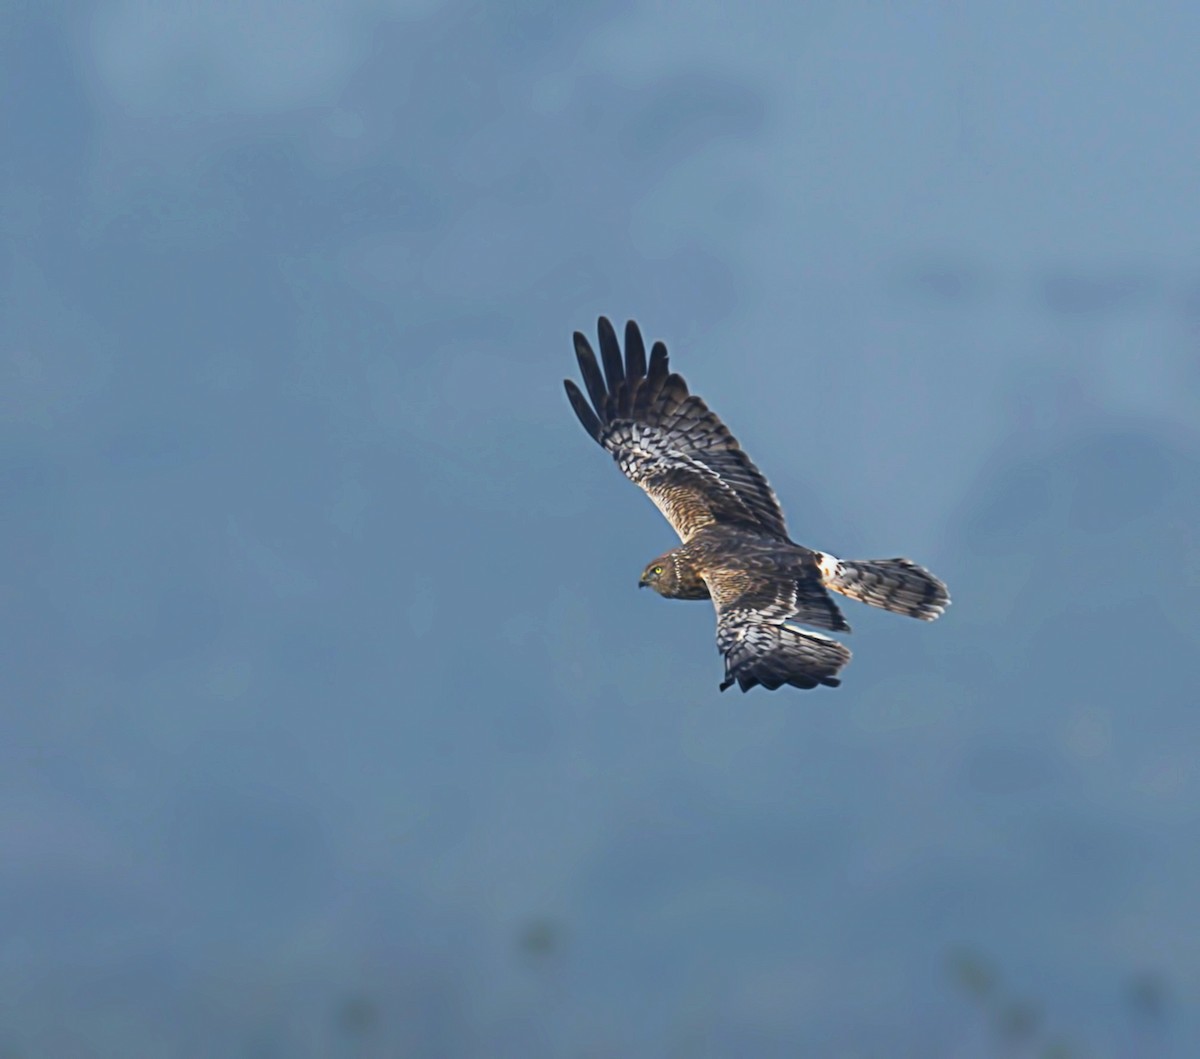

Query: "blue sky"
left=3, top=1, right=1199, bottom=1055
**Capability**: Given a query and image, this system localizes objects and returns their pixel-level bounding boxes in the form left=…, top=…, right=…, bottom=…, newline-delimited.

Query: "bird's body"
left=564, top=318, right=950, bottom=693
left=642, top=531, right=828, bottom=615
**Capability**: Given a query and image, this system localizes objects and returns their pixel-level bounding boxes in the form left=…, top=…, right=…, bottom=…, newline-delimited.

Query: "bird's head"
left=638, top=555, right=677, bottom=597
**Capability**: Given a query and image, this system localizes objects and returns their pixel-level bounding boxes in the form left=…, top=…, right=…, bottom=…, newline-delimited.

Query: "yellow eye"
left=652, top=566, right=663, bottom=575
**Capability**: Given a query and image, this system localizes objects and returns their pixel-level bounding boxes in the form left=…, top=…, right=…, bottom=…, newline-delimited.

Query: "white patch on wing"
left=783, top=623, right=837, bottom=643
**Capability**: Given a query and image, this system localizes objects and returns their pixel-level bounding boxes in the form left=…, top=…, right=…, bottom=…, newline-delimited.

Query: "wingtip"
left=648, top=340, right=669, bottom=378
left=564, top=378, right=603, bottom=440
left=596, top=316, right=625, bottom=391
left=622, top=319, right=647, bottom=381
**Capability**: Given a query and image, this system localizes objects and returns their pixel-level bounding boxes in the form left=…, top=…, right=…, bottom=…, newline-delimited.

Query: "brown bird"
left=564, top=318, right=950, bottom=692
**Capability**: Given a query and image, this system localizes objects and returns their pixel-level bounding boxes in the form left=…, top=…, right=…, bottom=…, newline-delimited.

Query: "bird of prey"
left=563, top=317, right=950, bottom=693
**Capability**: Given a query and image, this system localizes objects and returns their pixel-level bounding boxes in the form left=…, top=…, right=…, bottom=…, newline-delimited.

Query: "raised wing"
left=564, top=318, right=789, bottom=542
left=706, top=569, right=851, bottom=692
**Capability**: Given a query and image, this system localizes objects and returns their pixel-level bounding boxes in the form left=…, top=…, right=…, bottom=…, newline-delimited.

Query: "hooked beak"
left=638, top=577, right=647, bottom=589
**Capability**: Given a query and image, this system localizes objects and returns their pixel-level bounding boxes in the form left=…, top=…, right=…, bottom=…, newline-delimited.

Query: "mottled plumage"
left=565, top=318, right=950, bottom=693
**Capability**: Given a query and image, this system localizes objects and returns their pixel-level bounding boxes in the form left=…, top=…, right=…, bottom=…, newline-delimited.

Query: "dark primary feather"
left=597, top=316, right=625, bottom=393
left=572, top=331, right=609, bottom=418
left=564, top=318, right=789, bottom=542
left=623, top=320, right=647, bottom=380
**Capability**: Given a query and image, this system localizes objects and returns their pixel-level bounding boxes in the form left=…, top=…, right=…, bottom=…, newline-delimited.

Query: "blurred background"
left=3, top=1, right=1198, bottom=1056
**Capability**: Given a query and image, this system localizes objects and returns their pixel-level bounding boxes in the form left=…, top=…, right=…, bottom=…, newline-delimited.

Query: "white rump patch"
left=815, top=551, right=841, bottom=582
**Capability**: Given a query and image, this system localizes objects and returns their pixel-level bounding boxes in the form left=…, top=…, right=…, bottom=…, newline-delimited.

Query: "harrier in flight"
left=564, top=318, right=950, bottom=693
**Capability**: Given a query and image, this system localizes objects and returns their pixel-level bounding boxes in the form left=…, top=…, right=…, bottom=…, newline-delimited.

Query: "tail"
left=815, top=553, right=950, bottom=621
